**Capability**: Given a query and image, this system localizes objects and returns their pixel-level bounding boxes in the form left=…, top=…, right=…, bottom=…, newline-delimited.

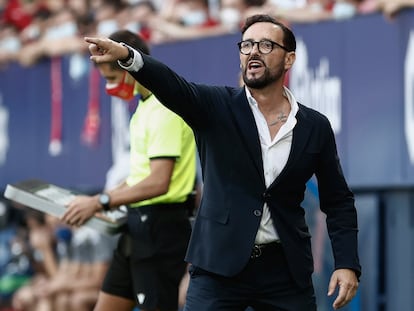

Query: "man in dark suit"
left=83, top=14, right=361, bottom=311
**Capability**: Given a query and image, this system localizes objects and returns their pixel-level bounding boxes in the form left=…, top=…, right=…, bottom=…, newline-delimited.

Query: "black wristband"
left=119, top=43, right=134, bottom=64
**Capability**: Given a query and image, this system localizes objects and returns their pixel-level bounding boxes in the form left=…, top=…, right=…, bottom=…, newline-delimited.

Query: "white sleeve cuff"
left=118, top=48, right=144, bottom=72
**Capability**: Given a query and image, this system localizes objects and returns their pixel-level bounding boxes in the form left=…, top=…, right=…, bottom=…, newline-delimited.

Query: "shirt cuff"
left=118, top=48, right=144, bottom=72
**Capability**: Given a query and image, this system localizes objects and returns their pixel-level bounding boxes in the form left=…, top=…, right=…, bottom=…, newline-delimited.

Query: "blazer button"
left=254, top=210, right=262, bottom=217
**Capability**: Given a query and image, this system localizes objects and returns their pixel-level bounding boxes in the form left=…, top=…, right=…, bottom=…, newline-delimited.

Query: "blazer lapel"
left=227, top=88, right=264, bottom=183
left=269, top=105, right=312, bottom=187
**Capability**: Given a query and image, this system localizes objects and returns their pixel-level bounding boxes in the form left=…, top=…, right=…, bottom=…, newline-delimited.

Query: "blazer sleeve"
left=315, top=115, right=361, bottom=278
left=129, top=54, right=219, bottom=129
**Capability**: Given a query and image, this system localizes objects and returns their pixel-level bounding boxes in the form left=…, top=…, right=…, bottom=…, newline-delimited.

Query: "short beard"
left=243, top=66, right=284, bottom=89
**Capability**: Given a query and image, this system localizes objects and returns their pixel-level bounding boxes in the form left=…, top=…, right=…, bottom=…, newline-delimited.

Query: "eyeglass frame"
left=237, top=39, right=289, bottom=55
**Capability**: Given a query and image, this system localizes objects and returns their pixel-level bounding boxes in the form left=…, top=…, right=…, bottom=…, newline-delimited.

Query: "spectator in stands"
left=332, top=0, right=365, bottom=19
left=82, top=13, right=361, bottom=311
left=17, top=0, right=84, bottom=67
left=33, top=226, right=116, bottom=311
left=149, top=0, right=234, bottom=43
left=267, top=0, right=361, bottom=23
left=0, top=0, right=50, bottom=67
left=219, top=0, right=267, bottom=31
left=12, top=214, right=116, bottom=311
left=376, top=0, right=414, bottom=19
left=17, top=4, right=51, bottom=45
left=0, top=23, right=21, bottom=67
left=11, top=213, right=64, bottom=311
left=66, top=0, right=95, bottom=37
left=117, top=1, right=157, bottom=42
left=93, top=0, right=126, bottom=36
left=1, top=0, right=38, bottom=31
left=0, top=199, right=31, bottom=309
left=0, top=0, right=389, bottom=68
left=357, top=0, right=380, bottom=14
left=7, top=0, right=95, bottom=67
left=159, top=0, right=215, bottom=26
left=148, top=14, right=233, bottom=43
left=61, top=29, right=197, bottom=311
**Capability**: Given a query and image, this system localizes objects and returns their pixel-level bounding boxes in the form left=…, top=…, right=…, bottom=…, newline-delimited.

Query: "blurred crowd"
left=1, top=0, right=414, bottom=68
left=0, top=196, right=118, bottom=311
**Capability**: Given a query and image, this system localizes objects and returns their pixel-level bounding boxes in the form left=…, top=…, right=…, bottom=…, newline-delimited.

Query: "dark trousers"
left=184, top=242, right=317, bottom=311
left=103, top=203, right=191, bottom=310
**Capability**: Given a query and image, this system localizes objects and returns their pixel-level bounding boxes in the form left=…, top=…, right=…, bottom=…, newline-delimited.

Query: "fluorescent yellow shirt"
left=127, top=94, right=196, bottom=207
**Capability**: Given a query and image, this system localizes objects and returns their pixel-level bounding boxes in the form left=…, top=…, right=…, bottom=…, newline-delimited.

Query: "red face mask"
left=105, top=72, right=136, bottom=101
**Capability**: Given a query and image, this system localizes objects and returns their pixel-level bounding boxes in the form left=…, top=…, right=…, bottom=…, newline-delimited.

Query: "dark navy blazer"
left=131, top=54, right=361, bottom=289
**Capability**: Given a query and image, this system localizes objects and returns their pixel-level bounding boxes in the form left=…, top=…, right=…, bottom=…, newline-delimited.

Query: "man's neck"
left=248, top=85, right=287, bottom=113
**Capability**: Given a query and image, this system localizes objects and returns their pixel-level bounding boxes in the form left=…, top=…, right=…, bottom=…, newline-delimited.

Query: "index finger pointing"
left=84, top=36, right=99, bottom=44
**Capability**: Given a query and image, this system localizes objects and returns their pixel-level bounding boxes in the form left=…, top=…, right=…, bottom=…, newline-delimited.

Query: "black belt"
left=127, top=202, right=189, bottom=221
left=250, top=241, right=281, bottom=259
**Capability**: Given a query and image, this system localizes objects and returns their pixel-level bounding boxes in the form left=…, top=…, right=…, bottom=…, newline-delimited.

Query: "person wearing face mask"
left=62, top=29, right=197, bottom=311
left=79, top=14, right=361, bottom=311
left=104, top=70, right=137, bottom=101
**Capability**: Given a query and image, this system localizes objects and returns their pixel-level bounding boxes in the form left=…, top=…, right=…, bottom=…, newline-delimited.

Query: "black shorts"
left=102, top=204, right=191, bottom=310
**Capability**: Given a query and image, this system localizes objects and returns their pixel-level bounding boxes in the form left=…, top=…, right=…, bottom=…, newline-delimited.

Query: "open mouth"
left=247, top=60, right=264, bottom=74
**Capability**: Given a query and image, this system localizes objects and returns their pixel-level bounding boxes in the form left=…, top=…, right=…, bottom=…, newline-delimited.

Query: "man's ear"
left=285, top=52, right=296, bottom=70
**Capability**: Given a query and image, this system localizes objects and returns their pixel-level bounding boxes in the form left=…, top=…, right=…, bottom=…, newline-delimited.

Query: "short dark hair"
left=240, top=14, right=296, bottom=52
left=109, top=29, right=150, bottom=55
left=103, top=30, right=150, bottom=70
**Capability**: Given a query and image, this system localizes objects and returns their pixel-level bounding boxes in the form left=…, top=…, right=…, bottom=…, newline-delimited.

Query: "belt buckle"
left=250, top=245, right=263, bottom=259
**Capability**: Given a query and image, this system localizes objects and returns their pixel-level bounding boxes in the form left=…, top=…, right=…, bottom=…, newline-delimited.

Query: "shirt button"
left=254, top=210, right=262, bottom=217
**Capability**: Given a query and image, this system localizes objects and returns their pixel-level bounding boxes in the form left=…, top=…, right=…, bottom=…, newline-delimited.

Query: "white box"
left=4, top=179, right=127, bottom=235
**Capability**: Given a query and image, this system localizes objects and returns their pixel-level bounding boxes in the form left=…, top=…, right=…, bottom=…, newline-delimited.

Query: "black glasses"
left=237, top=39, right=289, bottom=55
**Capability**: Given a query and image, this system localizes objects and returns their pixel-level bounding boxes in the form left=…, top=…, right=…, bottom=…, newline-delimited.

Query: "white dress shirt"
left=245, top=87, right=299, bottom=244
